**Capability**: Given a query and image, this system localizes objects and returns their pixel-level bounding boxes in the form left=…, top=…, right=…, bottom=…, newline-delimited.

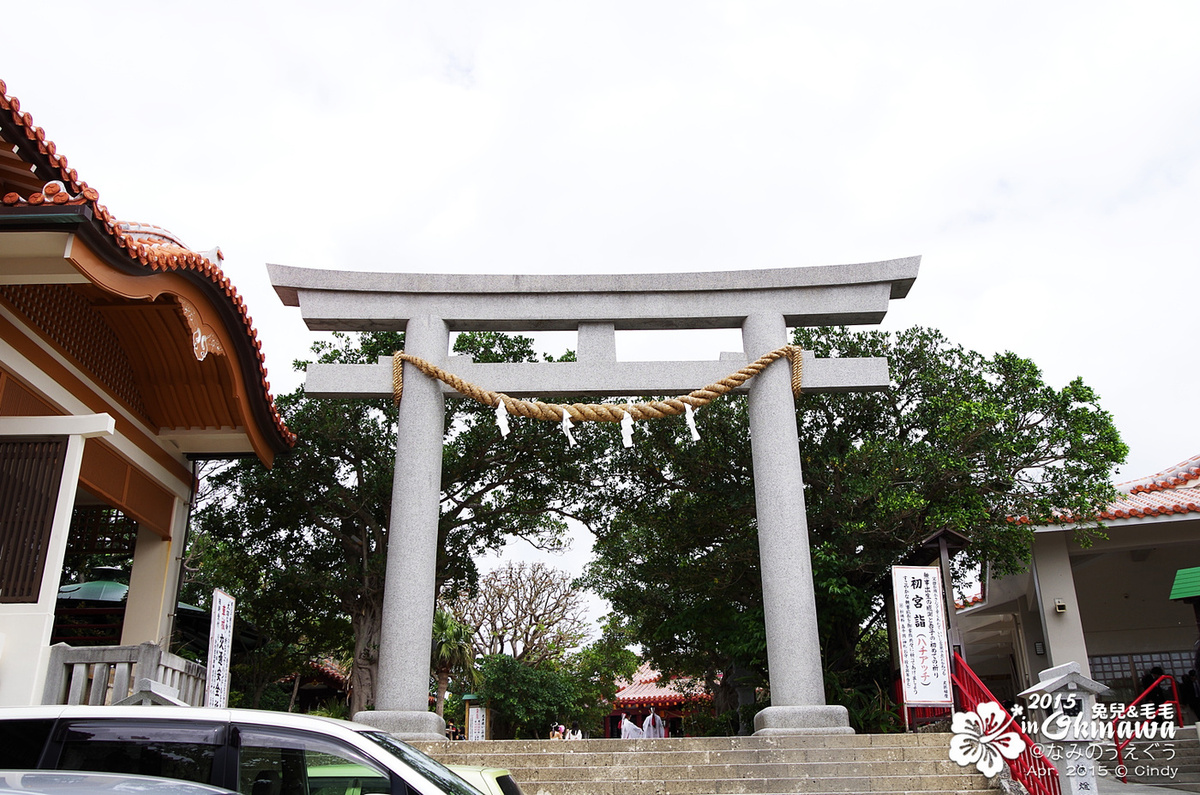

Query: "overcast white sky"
left=6, top=3, right=1200, bottom=590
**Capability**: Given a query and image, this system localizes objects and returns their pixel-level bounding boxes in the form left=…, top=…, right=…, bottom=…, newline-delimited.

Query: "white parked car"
left=0, top=771, right=236, bottom=795
left=0, top=706, right=511, bottom=795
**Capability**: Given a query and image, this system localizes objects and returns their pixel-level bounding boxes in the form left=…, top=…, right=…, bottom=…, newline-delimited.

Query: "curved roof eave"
left=0, top=79, right=294, bottom=460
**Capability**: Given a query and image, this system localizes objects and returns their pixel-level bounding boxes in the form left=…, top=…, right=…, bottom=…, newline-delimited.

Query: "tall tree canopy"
left=578, top=396, right=763, bottom=719
left=581, top=326, right=1126, bottom=727
left=192, top=331, right=591, bottom=712
left=181, top=525, right=351, bottom=710
left=443, top=561, right=591, bottom=665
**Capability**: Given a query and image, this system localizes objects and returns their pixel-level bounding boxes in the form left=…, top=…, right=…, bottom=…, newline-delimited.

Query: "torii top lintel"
left=267, top=257, right=919, bottom=333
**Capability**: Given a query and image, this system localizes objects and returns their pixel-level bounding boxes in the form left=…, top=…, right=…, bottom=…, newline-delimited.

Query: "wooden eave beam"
left=0, top=210, right=287, bottom=463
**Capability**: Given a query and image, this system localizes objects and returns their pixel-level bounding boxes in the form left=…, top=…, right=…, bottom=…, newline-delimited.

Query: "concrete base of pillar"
left=753, top=705, right=854, bottom=735
left=353, top=710, right=445, bottom=741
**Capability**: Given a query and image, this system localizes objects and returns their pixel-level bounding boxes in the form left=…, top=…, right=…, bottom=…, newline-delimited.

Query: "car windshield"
left=359, top=732, right=484, bottom=795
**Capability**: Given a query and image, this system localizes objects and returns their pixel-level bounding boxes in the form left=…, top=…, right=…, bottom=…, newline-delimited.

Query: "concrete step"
left=418, top=734, right=963, bottom=756
left=519, top=776, right=993, bottom=795
left=421, top=733, right=961, bottom=751
left=1089, top=731, right=1200, bottom=792
left=413, top=734, right=999, bottom=795
left=494, top=759, right=986, bottom=781
left=430, top=746, right=960, bottom=766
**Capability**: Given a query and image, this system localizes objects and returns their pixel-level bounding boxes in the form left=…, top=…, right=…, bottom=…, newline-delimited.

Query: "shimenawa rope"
left=391, top=345, right=804, bottom=423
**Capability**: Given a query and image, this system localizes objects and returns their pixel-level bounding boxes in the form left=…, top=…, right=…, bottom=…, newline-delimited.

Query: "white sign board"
left=892, top=565, right=953, bottom=706
left=205, top=588, right=236, bottom=708
left=467, top=705, right=488, bottom=741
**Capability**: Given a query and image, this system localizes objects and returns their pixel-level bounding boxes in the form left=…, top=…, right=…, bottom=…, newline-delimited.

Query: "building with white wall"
left=958, top=455, right=1200, bottom=704
left=0, top=78, right=293, bottom=706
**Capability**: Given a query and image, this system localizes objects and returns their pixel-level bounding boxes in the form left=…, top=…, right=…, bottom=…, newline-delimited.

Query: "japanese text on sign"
left=205, top=588, right=236, bottom=708
left=892, top=565, right=952, bottom=706
left=468, top=705, right=488, bottom=742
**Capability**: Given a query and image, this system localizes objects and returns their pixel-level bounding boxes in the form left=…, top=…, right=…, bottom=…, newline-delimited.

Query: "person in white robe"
left=619, top=713, right=644, bottom=739
left=642, top=708, right=666, bottom=738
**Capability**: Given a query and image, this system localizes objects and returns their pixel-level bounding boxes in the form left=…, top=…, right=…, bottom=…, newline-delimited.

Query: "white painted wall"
left=122, top=505, right=187, bottom=647
left=1075, top=545, right=1200, bottom=656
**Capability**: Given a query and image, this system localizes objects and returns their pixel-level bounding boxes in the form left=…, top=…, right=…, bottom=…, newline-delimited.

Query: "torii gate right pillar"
left=744, top=312, right=850, bottom=733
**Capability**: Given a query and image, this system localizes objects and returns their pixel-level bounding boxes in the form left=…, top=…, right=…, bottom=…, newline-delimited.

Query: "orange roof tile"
left=282, top=657, right=351, bottom=690
left=0, top=78, right=293, bottom=450
left=613, top=663, right=709, bottom=707
left=1025, top=455, right=1200, bottom=526
left=1118, top=454, right=1200, bottom=496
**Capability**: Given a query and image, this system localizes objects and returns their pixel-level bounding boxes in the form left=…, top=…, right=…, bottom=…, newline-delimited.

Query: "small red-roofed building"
left=957, top=455, right=1200, bottom=705
left=603, top=662, right=712, bottom=737
left=0, top=79, right=293, bottom=706
left=280, top=657, right=352, bottom=714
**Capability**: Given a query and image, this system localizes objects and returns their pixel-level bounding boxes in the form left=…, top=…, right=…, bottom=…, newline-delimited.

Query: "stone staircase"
left=412, top=732, right=1000, bottom=795
left=1094, top=725, right=1200, bottom=792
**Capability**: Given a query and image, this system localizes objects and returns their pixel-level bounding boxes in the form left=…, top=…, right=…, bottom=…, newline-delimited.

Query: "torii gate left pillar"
left=270, top=258, right=919, bottom=739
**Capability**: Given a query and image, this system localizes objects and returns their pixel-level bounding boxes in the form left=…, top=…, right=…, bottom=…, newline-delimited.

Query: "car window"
left=494, top=774, right=523, bottom=795
left=236, top=727, right=392, bottom=795
left=53, top=720, right=223, bottom=784
left=0, top=718, right=55, bottom=767
left=360, top=733, right=483, bottom=795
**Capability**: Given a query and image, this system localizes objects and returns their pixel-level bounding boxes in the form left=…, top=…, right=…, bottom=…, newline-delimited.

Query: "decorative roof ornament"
left=178, top=297, right=226, bottom=362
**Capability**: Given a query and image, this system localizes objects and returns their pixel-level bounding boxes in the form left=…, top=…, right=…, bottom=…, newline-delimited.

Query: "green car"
left=306, top=763, right=522, bottom=795
left=444, top=767, right=523, bottom=795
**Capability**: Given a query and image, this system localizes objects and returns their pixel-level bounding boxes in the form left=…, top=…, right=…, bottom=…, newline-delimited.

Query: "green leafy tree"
left=443, top=563, right=633, bottom=736
left=582, top=326, right=1126, bottom=730
left=473, top=623, right=637, bottom=739
left=558, top=619, right=640, bottom=734
left=182, top=506, right=351, bottom=709
left=192, top=331, right=593, bottom=713
left=579, top=396, right=765, bottom=727
left=797, top=326, right=1126, bottom=672
left=475, top=654, right=576, bottom=739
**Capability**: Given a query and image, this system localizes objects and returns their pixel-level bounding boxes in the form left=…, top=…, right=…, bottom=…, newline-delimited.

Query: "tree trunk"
left=288, top=673, right=301, bottom=712
left=435, top=670, right=449, bottom=717
left=350, top=594, right=383, bottom=715
left=252, top=682, right=267, bottom=710
left=717, top=661, right=759, bottom=735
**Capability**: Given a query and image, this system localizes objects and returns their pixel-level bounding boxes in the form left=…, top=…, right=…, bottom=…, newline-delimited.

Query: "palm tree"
left=431, top=608, right=477, bottom=718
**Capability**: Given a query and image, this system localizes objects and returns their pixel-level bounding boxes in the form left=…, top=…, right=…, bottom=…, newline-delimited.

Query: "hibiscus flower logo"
left=948, top=701, right=1027, bottom=777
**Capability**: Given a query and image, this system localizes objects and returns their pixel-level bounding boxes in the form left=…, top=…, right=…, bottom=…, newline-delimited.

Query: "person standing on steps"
left=643, top=708, right=665, bottom=738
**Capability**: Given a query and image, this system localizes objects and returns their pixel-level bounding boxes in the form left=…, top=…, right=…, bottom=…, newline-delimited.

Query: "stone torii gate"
left=268, top=257, right=919, bottom=739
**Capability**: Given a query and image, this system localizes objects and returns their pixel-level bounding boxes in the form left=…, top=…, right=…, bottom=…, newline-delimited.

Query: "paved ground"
left=1097, top=778, right=1187, bottom=794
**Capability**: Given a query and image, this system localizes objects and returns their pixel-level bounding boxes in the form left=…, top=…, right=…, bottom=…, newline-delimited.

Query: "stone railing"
left=41, top=642, right=207, bottom=706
